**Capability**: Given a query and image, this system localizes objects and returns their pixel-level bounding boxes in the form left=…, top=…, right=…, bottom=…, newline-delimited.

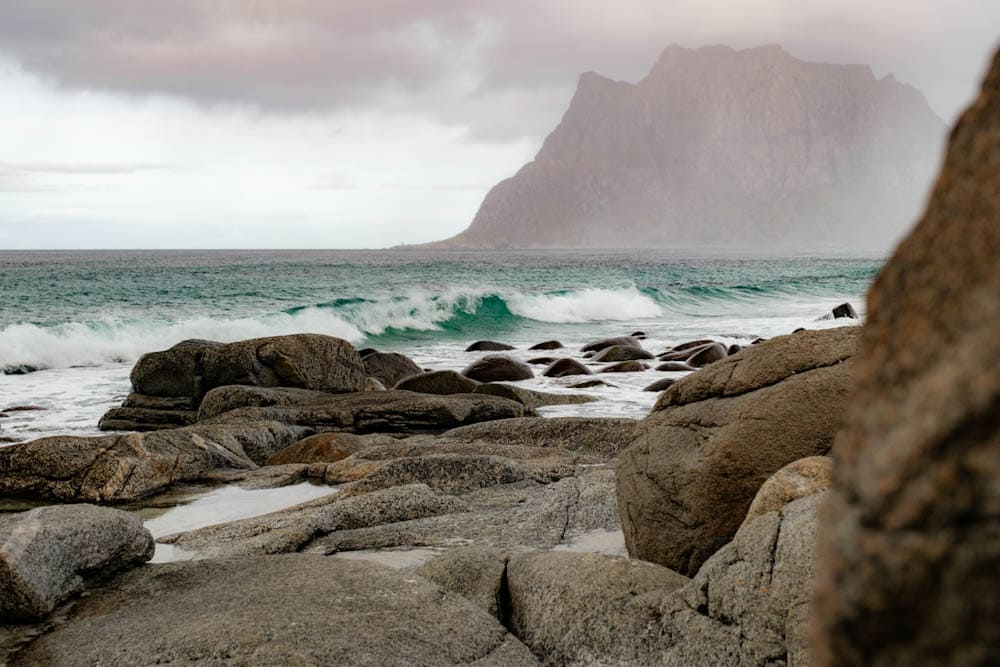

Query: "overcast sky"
left=1, top=1, right=997, bottom=249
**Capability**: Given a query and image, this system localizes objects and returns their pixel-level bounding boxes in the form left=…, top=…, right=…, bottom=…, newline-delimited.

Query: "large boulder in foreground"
left=0, top=422, right=302, bottom=502
left=617, top=326, right=859, bottom=575
left=8, top=555, right=537, bottom=665
left=813, top=50, right=1000, bottom=667
left=0, top=505, right=154, bottom=622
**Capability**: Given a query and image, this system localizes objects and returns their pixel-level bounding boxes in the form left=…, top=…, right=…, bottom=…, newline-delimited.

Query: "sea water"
left=0, top=249, right=877, bottom=442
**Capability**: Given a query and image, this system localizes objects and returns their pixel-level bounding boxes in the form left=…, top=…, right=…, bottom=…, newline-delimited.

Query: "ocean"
left=0, top=249, right=877, bottom=442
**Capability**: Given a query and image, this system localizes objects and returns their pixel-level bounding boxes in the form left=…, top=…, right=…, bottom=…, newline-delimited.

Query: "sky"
left=0, top=1, right=997, bottom=249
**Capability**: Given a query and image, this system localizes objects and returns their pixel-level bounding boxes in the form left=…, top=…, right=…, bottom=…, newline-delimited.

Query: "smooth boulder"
left=393, top=370, right=479, bottom=395
left=599, top=360, right=647, bottom=373
left=617, top=326, right=859, bottom=575
left=361, top=351, right=422, bottom=389
left=462, top=355, right=534, bottom=382
left=686, top=342, right=728, bottom=367
left=466, top=340, right=516, bottom=352
left=541, top=358, right=592, bottom=378
left=580, top=336, right=641, bottom=353
left=0, top=505, right=154, bottom=621
left=591, top=345, right=654, bottom=362
left=472, top=383, right=596, bottom=411
left=528, top=340, right=563, bottom=351
left=813, top=50, right=1000, bottom=667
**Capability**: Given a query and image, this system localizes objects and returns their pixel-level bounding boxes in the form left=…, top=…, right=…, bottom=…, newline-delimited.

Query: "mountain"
left=424, top=44, right=945, bottom=250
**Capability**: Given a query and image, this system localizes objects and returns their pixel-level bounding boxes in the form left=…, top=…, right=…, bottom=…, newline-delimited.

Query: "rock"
left=415, top=545, right=512, bottom=621
left=393, top=370, right=479, bottom=394
left=740, top=455, right=832, bottom=531
left=727, top=344, right=743, bottom=355
left=472, top=383, right=596, bottom=411
left=526, top=356, right=558, bottom=365
left=0, top=422, right=303, bottom=502
left=462, top=355, right=534, bottom=382
left=202, top=389, right=527, bottom=435
left=630, top=331, right=647, bottom=338
left=9, top=555, right=538, bottom=665
left=567, top=379, right=611, bottom=389
left=528, top=340, right=563, bottom=351
left=541, top=358, right=592, bottom=377
left=121, top=393, right=197, bottom=410
left=656, top=361, right=695, bottom=372
left=440, top=417, right=636, bottom=460
left=362, top=351, right=422, bottom=389
left=831, top=302, right=858, bottom=319
left=98, top=406, right=197, bottom=431
left=580, top=336, right=641, bottom=353
left=666, top=339, right=716, bottom=354
left=357, top=347, right=377, bottom=358
left=131, top=334, right=366, bottom=399
left=813, top=52, right=1000, bottom=667
left=599, top=360, right=647, bottom=373
left=644, top=378, right=677, bottom=392
left=616, top=326, right=859, bottom=575
left=1, top=406, right=45, bottom=413
left=197, top=385, right=334, bottom=421
left=0, top=505, right=154, bottom=621
left=591, top=345, right=654, bottom=362
left=466, top=340, right=516, bottom=352
left=686, top=342, right=728, bottom=367
left=505, top=551, right=689, bottom=665
left=364, top=377, right=386, bottom=391
left=264, top=432, right=393, bottom=466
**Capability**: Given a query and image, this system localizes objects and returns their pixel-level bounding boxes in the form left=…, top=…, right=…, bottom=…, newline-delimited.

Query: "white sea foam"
left=505, top=286, right=663, bottom=323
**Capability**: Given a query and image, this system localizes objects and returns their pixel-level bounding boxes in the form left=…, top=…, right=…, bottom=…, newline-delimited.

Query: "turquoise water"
left=0, top=249, right=878, bottom=438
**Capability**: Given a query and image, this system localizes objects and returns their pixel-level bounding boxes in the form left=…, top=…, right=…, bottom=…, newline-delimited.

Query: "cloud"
left=1, top=161, right=175, bottom=175
left=0, top=0, right=996, bottom=140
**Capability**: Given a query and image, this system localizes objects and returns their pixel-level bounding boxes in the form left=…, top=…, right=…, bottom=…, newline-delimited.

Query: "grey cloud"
left=0, top=0, right=996, bottom=140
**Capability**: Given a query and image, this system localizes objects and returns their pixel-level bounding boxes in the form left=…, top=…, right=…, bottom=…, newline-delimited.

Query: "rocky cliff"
left=427, top=44, right=945, bottom=250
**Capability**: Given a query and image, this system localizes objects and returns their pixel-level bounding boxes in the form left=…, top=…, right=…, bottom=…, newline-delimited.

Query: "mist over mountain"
left=424, top=44, right=945, bottom=251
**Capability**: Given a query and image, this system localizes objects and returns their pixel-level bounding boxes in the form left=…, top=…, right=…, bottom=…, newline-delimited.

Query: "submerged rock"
left=617, top=327, right=859, bottom=575
left=528, top=340, right=563, bottom=351
left=462, top=355, right=534, bottom=382
left=599, top=360, right=647, bottom=373
left=831, top=302, right=858, bottom=319
left=686, top=342, right=728, bottom=367
left=0, top=505, right=153, bottom=621
left=655, top=361, right=695, bottom=372
left=465, top=340, right=517, bottom=352
left=643, top=378, right=677, bottom=392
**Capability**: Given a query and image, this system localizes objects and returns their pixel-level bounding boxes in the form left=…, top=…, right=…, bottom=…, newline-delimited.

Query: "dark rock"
left=668, top=339, right=716, bottom=353
left=813, top=53, right=1000, bottom=667
left=361, top=351, right=422, bottom=388
left=630, top=331, right=647, bottom=338
left=655, top=361, right=695, bottom=372
left=599, top=361, right=647, bottom=373
left=0, top=505, right=154, bottom=621
left=462, top=355, right=534, bottom=382
left=0, top=422, right=303, bottom=502
left=357, top=348, right=378, bottom=358
left=9, top=555, right=537, bottom=665
left=542, top=358, right=592, bottom=378
left=202, top=389, right=527, bottom=435
left=2, top=406, right=45, bottom=413
left=831, top=302, right=859, bottom=319
left=616, top=326, right=860, bottom=575
left=686, top=342, right=728, bottom=367
left=643, top=378, right=676, bottom=392
left=121, top=393, right=197, bottom=410
left=568, top=379, right=611, bottom=389
left=526, top=356, right=558, bottom=365
left=580, top=336, right=641, bottom=353
left=197, top=385, right=333, bottom=421
left=473, top=383, right=596, bottom=411
left=265, top=432, right=393, bottom=466
left=582, top=351, right=595, bottom=359
left=98, top=406, right=197, bottom=432
left=727, top=343, right=743, bottom=355
left=591, top=345, right=654, bottom=362
left=527, top=340, right=563, bottom=351
left=751, top=337, right=767, bottom=345
left=658, top=342, right=714, bottom=361
left=465, top=340, right=516, bottom=352
left=793, top=327, right=806, bottom=333
left=393, top=370, right=479, bottom=395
